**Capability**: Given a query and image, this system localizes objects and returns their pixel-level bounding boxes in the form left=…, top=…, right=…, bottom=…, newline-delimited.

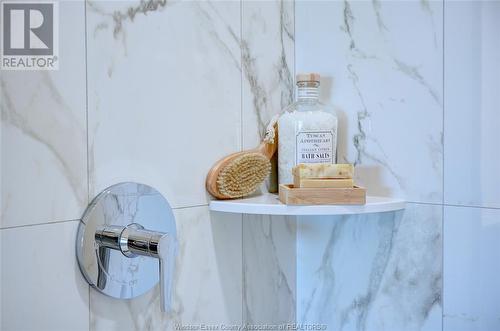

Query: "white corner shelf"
left=209, top=193, right=405, bottom=216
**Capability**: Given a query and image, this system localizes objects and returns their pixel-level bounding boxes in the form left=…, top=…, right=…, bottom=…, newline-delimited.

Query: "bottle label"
left=296, top=130, right=335, bottom=164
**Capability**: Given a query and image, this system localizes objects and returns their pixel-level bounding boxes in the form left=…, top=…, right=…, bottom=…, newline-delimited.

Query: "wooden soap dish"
left=278, top=184, right=366, bottom=205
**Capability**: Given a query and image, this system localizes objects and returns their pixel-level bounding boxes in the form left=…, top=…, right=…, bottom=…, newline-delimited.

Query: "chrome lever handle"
left=158, top=234, right=176, bottom=312
left=94, top=224, right=177, bottom=312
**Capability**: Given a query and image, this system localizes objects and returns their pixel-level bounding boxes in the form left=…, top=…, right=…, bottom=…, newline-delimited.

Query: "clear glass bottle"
left=278, top=73, right=338, bottom=184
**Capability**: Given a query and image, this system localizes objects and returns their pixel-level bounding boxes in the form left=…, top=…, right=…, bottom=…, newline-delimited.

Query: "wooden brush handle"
left=257, top=141, right=277, bottom=160
left=258, top=123, right=278, bottom=159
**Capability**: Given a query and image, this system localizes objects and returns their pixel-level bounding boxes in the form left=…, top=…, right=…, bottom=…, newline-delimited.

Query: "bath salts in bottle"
left=278, top=73, right=338, bottom=184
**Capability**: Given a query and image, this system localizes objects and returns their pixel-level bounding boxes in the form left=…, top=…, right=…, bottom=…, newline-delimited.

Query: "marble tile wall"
left=443, top=206, right=500, bottom=331
left=296, top=1, right=500, bottom=331
left=443, top=0, right=500, bottom=209
left=1, top=0, right=87, bottom=228
left=297, top=205, right=442, bottom=331
left=86, top=0, right=241, bottom=207
left=1, top=0, right=295, bottom=330
left=442, top=2, right=500, bottom=331
left=2, top=1, right=499, bottom=331
left=1, top=221, right=89, bottom=331
left=241, top=0, right=294, bottom=149
left=297, top=0, right=443, bottom=203
left=1, top=2, right=89, bottom=330
left=243, top=215, right=296, bottom=324
left=241, top=0, right=296, bottom=325
left=296, top=1, right=444, bottom=330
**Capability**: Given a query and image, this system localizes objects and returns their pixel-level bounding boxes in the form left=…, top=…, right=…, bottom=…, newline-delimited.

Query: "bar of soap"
left=292, top=163, right=354, bottom=179
left=293, top=176, right=354, bottom=188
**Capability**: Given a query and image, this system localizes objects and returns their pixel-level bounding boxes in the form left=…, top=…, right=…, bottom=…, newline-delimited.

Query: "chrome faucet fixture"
left=76, top=182, right=177, bottom=312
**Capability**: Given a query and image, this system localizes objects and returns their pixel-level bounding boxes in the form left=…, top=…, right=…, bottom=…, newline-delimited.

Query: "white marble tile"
left=296, top=0, right=443, bottom=203
left=241, top=0, right=295, bottom=148
left=0, top=221, right=89, bottom=331
left=443, top=206, right=500, bottom=331
left=297, top=203, right=442, bottom=331
left=240, top=4, right=296, bottom=320
left=444, top=1, right=500, bottom=208
left=243, top=215, right=296, bottom=324
left=0, top=1, right=87, bottom=228
left=241, top=0, right=294, bottom=191
left=90, top=206, right=242, bottom=331
left=86, top=0, right=241, bottom=208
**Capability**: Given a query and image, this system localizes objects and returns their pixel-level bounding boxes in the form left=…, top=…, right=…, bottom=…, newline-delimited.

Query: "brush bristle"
left=217, top=153, right=271, bottom=199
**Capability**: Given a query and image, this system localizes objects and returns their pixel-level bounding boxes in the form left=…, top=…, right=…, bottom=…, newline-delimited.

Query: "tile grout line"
left=293, top=0, right=297, bottom=322
left=0, top=219, right=80, bottom=231
left=405, top=200, right=500, bottom=210
left=84, top=0, right=90, bottom=206
left=240, top=0, right=243, bottom=152
left=240, top=0, right=244, bottom=323
left=83, top=1, right=91, bottom=329
left=441, top=2, right=445, bottom=330
left=241, top=211, right=244, bottom=324
left=294, top=0, right=296, bottom=88
left=172, top=203, right=209, bottom=210
left=0, top=203, right=216, bottom=231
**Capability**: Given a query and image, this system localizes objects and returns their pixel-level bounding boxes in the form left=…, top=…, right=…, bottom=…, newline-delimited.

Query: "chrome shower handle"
left=158, top=234, right=176, bottom=312
left=95, top=224, right=177, bottom=312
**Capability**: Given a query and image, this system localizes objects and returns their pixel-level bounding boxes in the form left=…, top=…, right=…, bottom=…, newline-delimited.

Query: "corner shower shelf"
left=209, top=193, right=405, bottom=216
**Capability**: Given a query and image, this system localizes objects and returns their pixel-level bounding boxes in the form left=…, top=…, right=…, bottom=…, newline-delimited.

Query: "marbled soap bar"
left=292, top=163, right=353, bottom=179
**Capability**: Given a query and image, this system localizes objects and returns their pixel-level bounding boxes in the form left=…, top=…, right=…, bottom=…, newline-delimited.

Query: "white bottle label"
left=295, top=130, right=335, bottom=164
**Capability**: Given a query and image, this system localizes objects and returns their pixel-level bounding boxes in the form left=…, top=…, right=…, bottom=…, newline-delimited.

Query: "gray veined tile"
left=242, top=0, right=295, bottom=149
left=0, top=0, right=87, bottom=228
left=297, top=203, right=442, bottom=331
left=241, top=0, right=294, bottom=192
left=295, top=3, right=445, bottom=328
left=239, top=2, right=297, bottom=322
left=243, top=215, right=296, bottom=324
left=86, top=0, right=241, bottom=209
left=296, top=0, right=443, bottom=203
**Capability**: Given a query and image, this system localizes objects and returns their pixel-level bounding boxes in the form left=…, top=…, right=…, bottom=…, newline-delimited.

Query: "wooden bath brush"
left=206, top=118, right=279, bottom=200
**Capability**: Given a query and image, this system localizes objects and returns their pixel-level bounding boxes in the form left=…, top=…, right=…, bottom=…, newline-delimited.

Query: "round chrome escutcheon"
left=76, top=182, right=176, bottom=299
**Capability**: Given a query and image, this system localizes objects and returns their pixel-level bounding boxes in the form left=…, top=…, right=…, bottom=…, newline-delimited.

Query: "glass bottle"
left=278, top=73, right=338, bottom=185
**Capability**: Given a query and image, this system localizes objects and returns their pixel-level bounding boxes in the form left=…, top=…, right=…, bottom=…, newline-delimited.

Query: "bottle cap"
left=296, top=73, right=320, bottom=83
